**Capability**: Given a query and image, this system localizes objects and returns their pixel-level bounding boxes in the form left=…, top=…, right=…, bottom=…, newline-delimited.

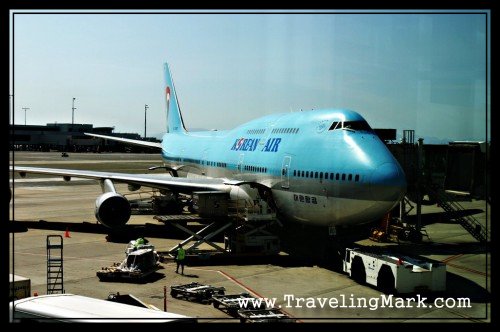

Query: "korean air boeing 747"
left=11, top=62, right=406, bottom=230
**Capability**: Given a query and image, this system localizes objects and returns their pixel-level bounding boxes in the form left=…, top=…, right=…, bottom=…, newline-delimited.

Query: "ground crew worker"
left=175, top=244, right=186, bottom=275
left=133, top=237, right=146, bottom=250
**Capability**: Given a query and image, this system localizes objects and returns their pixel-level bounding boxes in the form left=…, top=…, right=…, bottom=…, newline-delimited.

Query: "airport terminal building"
left=9, top=123, right=159, bottom=152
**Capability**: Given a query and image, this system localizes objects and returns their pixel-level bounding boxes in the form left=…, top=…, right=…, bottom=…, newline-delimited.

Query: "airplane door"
left=202, top=149, right=209, bottom=175
left=281, top=156, right=291, bottom=189
left=238, top=153, right=244, bottom=173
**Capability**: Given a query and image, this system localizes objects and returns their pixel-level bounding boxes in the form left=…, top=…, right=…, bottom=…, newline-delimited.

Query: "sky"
left=10, top=11, right=490, bottom=142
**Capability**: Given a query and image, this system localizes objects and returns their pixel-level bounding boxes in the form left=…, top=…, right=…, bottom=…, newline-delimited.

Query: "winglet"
left=164, top=62, right=187, bottom=133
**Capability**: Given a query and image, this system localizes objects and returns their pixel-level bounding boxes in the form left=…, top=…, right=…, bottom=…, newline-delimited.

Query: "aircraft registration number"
left=293, top=194, right=318, bottom=204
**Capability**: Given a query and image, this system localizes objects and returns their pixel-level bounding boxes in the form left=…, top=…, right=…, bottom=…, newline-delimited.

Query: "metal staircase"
left=46, top=235, right=64, bottom=294
left=431, top=188, right=489, bottom=243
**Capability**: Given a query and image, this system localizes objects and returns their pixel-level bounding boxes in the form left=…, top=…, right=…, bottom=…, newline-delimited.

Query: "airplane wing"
left=10, top=166, right=230, bottom=194
left=84, top=133, right=162, bottom=149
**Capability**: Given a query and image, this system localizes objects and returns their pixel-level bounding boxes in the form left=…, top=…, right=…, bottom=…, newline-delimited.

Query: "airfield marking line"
left=189, top=267, right=301, bottom=322
left=441, top=254, right=464, bottom=263
left=441, top=307, right=486, bottom=323
left=445, top=262, right=489, bottom=277
left=187, top=267, right=264, bottom=297
left=441, top=254, right=489, bottom=276
left=13, top=251, right=113, bottom=263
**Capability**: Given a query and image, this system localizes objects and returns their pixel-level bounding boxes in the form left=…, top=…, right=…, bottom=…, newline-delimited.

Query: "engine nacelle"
left=229, top=185, right=260, bottom=206
left=95, top=192, right=131, bottom=228
left=128, top=184, right=141, bottom=191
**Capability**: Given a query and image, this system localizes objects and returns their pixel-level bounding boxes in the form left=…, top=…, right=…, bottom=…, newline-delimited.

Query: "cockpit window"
left=342, top=121, right=373, bottom=132
left=329, top=120, right=373, bottom=132
left=329, top=121, right=340, bottom=131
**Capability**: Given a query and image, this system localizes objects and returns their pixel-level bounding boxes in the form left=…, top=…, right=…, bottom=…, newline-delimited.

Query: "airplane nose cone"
left=370, top=162, right=406, bottom=201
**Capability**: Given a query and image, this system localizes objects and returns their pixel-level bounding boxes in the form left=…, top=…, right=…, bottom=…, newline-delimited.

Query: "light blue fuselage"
left=161, top=109, right=406, bottom=227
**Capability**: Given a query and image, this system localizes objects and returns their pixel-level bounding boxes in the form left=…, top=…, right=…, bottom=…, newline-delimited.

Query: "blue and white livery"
left=12, top=62, right=406, bottom=229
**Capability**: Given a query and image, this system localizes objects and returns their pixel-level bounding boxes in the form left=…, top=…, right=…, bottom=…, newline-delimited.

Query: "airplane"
left=10, top=62, right=407, bottom=232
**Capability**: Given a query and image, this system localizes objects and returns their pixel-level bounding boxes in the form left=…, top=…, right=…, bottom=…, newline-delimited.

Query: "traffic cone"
left=64, top=227, right=71, bottom=238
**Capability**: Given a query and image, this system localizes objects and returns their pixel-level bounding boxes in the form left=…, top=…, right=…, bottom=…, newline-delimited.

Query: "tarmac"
left=9, top=151, right=491, bottom=322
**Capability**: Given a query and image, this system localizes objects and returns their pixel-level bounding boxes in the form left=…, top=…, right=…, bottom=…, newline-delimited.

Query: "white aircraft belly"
left=273, top=190, right=396, bottom=227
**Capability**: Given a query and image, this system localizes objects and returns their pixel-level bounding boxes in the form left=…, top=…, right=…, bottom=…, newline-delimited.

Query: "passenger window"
left=330, top=173, right=334, bottom=180
left=315, top=172, right=318, bottom=178
left=336, top=173, right=340, bottom=180
left=320, top=172, right=323, bottom=179
left=355, top=174, right=360, bottom=182
left=348, top=174, right=352, bottom=181
left=342, top=173, right=346, bottom=181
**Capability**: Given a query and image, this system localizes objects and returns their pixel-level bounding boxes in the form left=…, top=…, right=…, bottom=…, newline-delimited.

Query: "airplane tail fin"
left=164, top=62, right=187, bottom=133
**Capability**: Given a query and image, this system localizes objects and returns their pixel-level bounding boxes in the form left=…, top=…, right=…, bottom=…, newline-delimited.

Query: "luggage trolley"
left=237, top=308, right=295, bottom=323
left=211, top=293, right=265, bottom=317
left=170, top=282, right=225, bottom=304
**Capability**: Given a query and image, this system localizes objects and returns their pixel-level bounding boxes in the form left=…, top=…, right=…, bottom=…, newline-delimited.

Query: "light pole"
left=22, top=107, right=30, bottom=126
left=72, top=98, right=76, bottom=125
left=144, top=104, right=149, bottom=139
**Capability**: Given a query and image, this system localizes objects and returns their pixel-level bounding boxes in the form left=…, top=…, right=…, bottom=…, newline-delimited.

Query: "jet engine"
left=229, top=183, right=277, bottom=211
left=95, top=192, right=131, bottom=228
left=229, top=185, right=255, bottom=203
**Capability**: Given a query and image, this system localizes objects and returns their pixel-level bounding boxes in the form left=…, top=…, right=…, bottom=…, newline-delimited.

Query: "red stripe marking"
left=217, top=270, right=265, bottom=299
left=441, top=254, right=489, bottom=276
left=206, top=269, right=301, bottom=322
left=446, top=262, right=489, bottom=277
left=441, top=254, right=464, bottom=263
left=218, top=270, right=301, bottom=322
